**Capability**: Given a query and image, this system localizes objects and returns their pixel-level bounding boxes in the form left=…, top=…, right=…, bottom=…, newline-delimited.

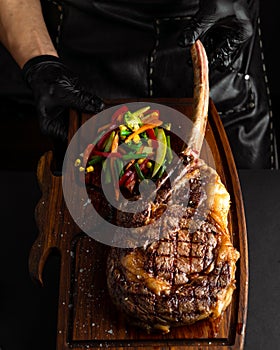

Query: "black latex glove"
left=178, top=0, right=253, bottom=71
left=22, top=55, right=104, bottom=141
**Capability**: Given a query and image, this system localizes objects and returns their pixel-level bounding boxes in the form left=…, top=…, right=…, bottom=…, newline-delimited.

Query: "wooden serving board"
left=29, top=98, right=248, bottom=350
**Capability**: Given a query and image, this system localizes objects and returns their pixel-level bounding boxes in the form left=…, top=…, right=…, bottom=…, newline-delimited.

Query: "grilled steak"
left=106, top=40, right=240, bottom=333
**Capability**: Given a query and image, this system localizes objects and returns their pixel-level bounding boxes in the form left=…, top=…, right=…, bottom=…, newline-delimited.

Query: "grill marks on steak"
left=107, top=213, right=239, bottom=333
left=146, top=220, right=218, bottom=285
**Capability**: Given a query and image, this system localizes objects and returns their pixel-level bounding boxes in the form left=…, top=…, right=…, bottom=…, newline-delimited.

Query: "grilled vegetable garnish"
left=74, top=105, right=173, bottom=195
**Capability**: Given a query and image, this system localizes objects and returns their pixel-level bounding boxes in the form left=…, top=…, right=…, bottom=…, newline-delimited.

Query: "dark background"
left=259, top=2, right=280, bottom=158
left=0, top=4, right=279, bottom=350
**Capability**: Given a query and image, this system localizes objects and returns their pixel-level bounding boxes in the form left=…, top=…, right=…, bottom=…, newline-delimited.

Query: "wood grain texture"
left=29, top=98, right=248, bottom=349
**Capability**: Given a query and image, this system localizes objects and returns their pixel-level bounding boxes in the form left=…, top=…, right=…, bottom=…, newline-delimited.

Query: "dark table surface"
left=0, top=169, right=280, bottom=350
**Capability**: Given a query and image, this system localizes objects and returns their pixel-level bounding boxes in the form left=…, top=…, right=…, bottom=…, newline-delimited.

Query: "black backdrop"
left=259, top=1, right=280, bottom=158
left=0, top=4, right=279, bottom=350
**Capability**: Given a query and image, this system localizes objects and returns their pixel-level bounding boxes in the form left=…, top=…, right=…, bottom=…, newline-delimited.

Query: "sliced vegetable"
left=166, top=135, right=173, bottom=164
left=83, top=144, right=95, bottom=166
left=141, top=146, right=153, bottom=155
left=125, top=159, right=135, bottom=171
left=123, top=172, right=137, bottom=193
left=119, top=167, right=134, bottom=187
left=111, top=105, right=129, bottom=123
left=97, top=122, right=111, bottom=133
left=131, top=106, right=151, bottom=118
left=115, top=158, right=124, bottom=178
left=124, top=141, right=142, bottom=151
left=132, top=134, right=141, bottom=144
left=110, top=157, right=119, bottom=200
left=125, top=122, right=163, bottom=143
left=157, top=160, right=167, bottom=178
left=134, top=162, right=145, bottom=181
left=141, top=110, right=159, bottom=124
left=124, top=111, right=142, bottom=132
left=141, top=131, right=148, bottom=140
left=88, top=155, right=103, bottom=166
left=111, top=133, right=119, bottom=153
left=120, top=130, right=131, bottom=137
left=96, top=130, right=114, bottom=150
left=103, top=160, right=111, bottom=184
left=103, top=131, right=116, bottom=152
left=91, top=130, right=106, bottom=146
left=119, top=124, right=128, bottom=131
left=152, top=128, right=167, bottom=177
left=124, top=159, right=149, bottom=193
left=146, top=128, right=157, bottom=148
left=122, top=153, right=148, bottom=160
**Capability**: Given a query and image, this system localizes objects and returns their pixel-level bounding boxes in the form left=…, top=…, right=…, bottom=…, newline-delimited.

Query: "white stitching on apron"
left=48, top=0, right=64, bottom=49
left=257, top=17, right=277, bottom=169
left=149, top=19, right=160, bottom=97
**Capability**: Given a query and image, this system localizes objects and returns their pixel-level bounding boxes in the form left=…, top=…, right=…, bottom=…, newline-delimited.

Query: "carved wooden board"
left=29, top=98, right=248, bottom=349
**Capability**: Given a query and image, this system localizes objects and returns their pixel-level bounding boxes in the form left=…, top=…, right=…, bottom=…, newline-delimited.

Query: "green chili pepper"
left=124, top=142, right=142, bottom=151
left=140, top=132, right=148, bottom=140
left=88, top=155, right=103, bottom=166
left=120, top=130, right=132, bottom=137
left=134, top=162, right=145, bottom=181
left=166, top=135, right=173, bottom=164
left=103, top=160, right=111, bottom=184
left=122, top=153, right=148, bottom=160
left=114, top=158, right=124, bottom=179
left=157, top=162, right=167, bottom=179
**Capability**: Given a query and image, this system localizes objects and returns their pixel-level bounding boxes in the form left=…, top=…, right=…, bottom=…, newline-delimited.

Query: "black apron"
left=0, top=0, right=277, bottom=169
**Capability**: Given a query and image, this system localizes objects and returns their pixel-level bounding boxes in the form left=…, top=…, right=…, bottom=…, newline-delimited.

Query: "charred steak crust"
left=107, top=214, right=239, bottom=333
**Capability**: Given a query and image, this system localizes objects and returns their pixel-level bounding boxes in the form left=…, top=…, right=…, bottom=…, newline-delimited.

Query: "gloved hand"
left=22, top=55, right=104, bottom=141
left=178, top=0, right=253, bottom=71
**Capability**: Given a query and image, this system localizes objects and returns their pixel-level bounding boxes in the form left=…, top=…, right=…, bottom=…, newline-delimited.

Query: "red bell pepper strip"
left=111, top=105, right=129, bottom=123
left=124, top=159, right=149, bottom=193
left=83, top=144, right=95, bottom=166
left=119, top=167, right=134, bottom=187
left=146, top=128, right=158, bottom=149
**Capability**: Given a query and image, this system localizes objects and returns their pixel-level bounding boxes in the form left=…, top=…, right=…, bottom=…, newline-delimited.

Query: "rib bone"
left=184, top=39, right=209, bottom=156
